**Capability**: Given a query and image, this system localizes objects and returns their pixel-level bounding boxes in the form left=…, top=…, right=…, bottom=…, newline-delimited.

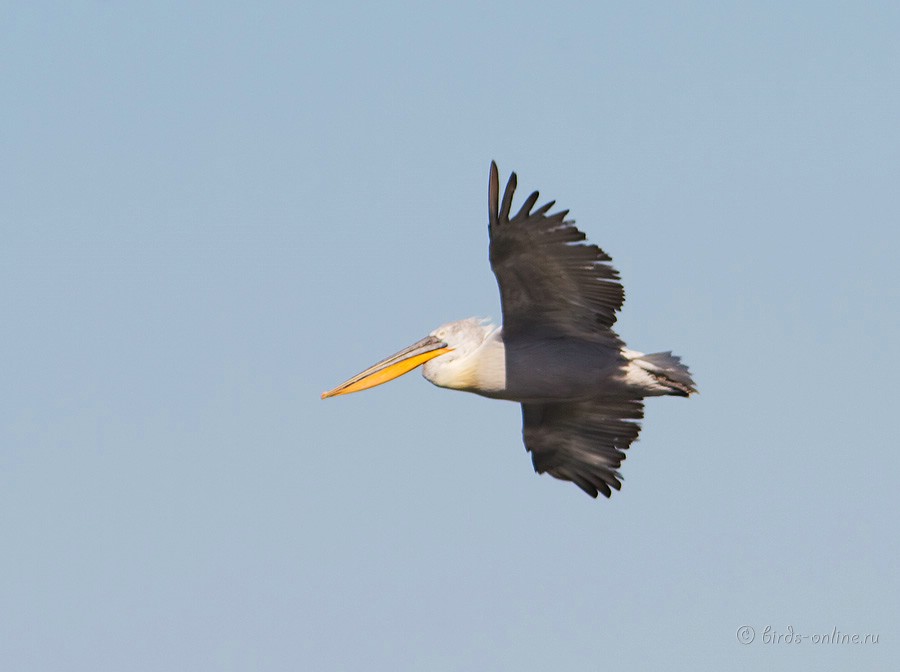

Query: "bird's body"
left=323, top=163, right=696, bottom=498
left=421, top=318, right=642, bottom=403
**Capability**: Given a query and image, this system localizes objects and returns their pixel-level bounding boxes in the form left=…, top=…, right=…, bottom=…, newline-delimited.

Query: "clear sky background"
left=2, top=2, right=898, bottom=670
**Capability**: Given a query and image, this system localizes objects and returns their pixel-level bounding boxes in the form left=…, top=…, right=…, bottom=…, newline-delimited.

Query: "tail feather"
left=625, top=350, right=697, bottom=397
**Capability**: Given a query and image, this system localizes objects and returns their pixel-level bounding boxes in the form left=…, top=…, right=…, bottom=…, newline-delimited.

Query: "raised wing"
left=488, top=162, right=625, bottom=342
left=522, top=398, right=644, bottom=498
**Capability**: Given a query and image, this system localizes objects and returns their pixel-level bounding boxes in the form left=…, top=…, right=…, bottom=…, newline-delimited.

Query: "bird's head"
left=321, top=317, right=494, bottom=399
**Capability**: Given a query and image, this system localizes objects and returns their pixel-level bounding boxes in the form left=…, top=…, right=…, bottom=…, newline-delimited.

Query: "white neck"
left=423, top=327, right=507, bottom=397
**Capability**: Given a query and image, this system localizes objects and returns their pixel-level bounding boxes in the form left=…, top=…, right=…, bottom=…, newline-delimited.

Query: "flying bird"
left=322, top=163, right=696, bottom=498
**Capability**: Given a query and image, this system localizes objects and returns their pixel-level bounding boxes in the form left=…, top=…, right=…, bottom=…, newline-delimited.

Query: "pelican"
left=322, top=163, right=696, bottom=498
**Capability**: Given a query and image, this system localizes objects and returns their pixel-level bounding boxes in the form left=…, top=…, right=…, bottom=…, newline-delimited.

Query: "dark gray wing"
left=488, top=162, right=624, bottom=342
left=522, top=399, right=644, bottom=498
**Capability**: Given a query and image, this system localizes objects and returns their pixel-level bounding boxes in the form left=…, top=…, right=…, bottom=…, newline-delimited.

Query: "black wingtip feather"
left=514, top=190, right=540, bottom=221
left=488, top=161, right=499, bottom=229
left=498, top=171, right=517, bottom=223
left=531, top=200, right=556, bottom=217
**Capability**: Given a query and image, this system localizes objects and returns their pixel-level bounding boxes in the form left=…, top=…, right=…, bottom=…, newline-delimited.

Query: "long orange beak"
left=321, top=335, right=453, bottom=399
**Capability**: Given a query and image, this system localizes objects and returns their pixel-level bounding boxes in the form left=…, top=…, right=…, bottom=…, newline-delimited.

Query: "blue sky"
left=2, top=2, right=898, bottom=670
